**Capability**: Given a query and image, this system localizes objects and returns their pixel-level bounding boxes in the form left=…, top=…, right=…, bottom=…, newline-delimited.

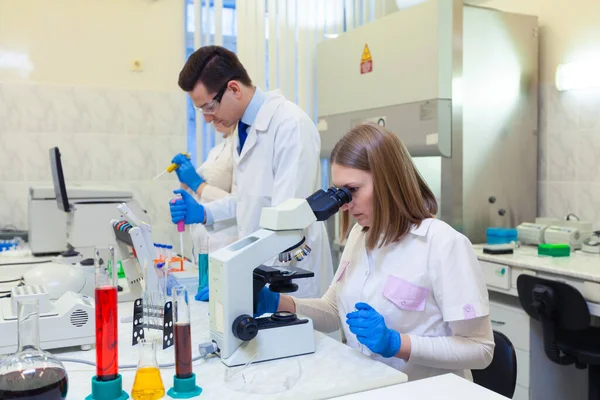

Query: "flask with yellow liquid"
left=131, top=339, right=165, bottom=400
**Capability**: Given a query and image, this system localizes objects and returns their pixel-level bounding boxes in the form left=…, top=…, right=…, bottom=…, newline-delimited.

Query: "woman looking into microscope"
left=254, top=122, right=494, bottom=382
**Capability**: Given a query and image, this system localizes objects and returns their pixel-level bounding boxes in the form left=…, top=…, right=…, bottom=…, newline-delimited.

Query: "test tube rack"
left=131, top=296, right=174, bottom=350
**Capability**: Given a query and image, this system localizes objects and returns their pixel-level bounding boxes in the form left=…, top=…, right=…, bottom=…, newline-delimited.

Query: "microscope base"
left=221, top=317, right=315, bottom=367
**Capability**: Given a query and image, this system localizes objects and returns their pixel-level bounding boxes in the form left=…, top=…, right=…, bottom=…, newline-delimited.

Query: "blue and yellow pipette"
left=153, top=153, right=191, bottom=180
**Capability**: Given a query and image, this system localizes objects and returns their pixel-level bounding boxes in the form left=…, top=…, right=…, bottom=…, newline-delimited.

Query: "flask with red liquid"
left=0, top=299, right=68, bottom=400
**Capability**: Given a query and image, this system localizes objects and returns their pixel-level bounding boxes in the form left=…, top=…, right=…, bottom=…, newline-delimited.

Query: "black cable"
left=0, top=260, right=52, bottom=267
left=565, top=213, right=580, bottom=221
left=0, top=278, right=21, bottom=284
left=0, top=293, right=10, bottom=299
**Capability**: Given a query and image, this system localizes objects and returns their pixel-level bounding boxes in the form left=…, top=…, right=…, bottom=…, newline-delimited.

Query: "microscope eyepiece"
left=329, top=187, right=351, bottom=207
left=306, top=186, right=352, bottom=221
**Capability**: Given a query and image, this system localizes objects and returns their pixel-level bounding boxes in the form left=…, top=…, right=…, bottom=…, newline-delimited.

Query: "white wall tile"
left=0, top=183, right=29, bottom=230
left=578, top=183, right=600, bottom=230
left=0, top=133, right=28, bottom=182
left=545, top=86, right=579, bottom=132
left=152, top=135, right=187, bottom=176
left=107, top=135, right=155, bottom=181
left=25, top=133, right=76, bottom=182
left=124, top=90, right=186, bottom=136
left=57, top=86, right=126, bottom=135
left=548, top=129, right=578, bottom=181
left=83, top=134, right=115, bottom=182
left=577, top=129, right=600, bottom=183
left=0, top=84, right=60, bottom=133
left=547, top=182, right=578, bottom=219
left=576, top=90, right=600, bottom=131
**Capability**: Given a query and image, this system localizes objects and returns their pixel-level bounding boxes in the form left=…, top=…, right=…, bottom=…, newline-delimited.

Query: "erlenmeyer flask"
left=0, top=299, right=68, bottom=399
left=131, top=339, right=165, bottom=400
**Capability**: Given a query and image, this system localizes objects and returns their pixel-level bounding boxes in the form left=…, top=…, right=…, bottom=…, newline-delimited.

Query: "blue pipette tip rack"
left=85, top=374, right=129, bottom=400
left=167, top=373, right=203, bottom=398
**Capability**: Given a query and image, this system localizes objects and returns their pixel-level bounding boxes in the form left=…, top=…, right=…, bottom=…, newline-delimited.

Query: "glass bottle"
left=131, top=339, right=165, bottom=400
left=0, top=299, right=69, bottom=399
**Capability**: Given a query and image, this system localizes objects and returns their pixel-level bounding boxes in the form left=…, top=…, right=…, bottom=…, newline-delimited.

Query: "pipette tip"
left=153, top=170, right=167, bottom=181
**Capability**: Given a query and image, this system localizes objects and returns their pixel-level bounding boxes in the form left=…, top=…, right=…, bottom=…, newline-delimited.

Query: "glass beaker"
left=131, top=339, right=165, bottom=400
left=95, top=246, right=119, bottom=382
left=0, top=299, right=69, bottom=399
left=173, top=287, right=192, bottom=379
left=198, top=237, right=209, bottom=291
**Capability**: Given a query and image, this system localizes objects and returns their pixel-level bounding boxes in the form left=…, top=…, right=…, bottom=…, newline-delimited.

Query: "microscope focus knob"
left=232, top=315, right=258, bottom=341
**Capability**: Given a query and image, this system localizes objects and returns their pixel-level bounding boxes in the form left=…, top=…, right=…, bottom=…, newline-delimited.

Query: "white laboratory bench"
left=54, top=300, right=408, bottom=400
left=334, top=373, right=509, bottom=399
left=474, top=244, right=600, bottom=400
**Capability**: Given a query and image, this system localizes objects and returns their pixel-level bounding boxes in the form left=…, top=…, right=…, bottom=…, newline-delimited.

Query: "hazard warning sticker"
left=360, top=44, right=372, bottom=74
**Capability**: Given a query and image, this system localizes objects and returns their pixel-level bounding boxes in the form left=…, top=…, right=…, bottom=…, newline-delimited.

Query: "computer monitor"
left=49, top=147, right=71, bottom=213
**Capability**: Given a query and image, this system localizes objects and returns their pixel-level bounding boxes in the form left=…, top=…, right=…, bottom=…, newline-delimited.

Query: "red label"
left=360, top=60, right=372, bottom=74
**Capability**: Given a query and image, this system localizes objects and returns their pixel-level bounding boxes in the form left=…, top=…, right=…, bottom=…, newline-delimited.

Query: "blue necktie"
left=238, top=121, right=249, bottom=154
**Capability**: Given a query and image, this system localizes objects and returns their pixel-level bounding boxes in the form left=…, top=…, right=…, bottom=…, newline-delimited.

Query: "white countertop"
left=56, top=300, right=407, bottom=400
left=333, top=373, right=509, bottom=399
left=473, top=244, right=600, bottom=283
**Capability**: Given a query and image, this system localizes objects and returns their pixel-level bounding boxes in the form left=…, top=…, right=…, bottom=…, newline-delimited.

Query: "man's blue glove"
left=346, top=302, right=401, bottom=358
left=254, top=286, right=280, bottom=318
left=172, top=153, right=204, bottom=192
left=195, top=286, right=209, bottom=302
left=170, top=189, right=205, bottom=224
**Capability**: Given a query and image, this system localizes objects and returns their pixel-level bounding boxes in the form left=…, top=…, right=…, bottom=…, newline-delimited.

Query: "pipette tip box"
left=538, top=243, right=571, bottom=257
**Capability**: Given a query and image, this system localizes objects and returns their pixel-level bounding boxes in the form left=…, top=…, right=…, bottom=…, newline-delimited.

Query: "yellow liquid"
left=131, top=367, right=165, bottom=400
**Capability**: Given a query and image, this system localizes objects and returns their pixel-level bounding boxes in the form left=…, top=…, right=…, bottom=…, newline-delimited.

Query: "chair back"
left=472, top=330, right=517, bottom=398
left=516, top=274, right=590, bottom=330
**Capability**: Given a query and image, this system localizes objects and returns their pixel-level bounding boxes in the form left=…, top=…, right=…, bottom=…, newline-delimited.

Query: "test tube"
left=94, top=246, right=119, bottom=382
left=166, top=245, right=173, bottom=262
left=198, top=237, right=209, bottom=291
left=173, top=287, right=193, bottom=379
left=156, top=262, right=166, bottom=295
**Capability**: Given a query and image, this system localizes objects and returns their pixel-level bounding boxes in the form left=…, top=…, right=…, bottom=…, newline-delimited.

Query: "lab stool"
left=517, top=275, right=600, bottom=400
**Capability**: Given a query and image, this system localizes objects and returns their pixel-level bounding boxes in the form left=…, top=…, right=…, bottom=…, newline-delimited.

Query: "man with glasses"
left=169, top=45, right=333, bottom=300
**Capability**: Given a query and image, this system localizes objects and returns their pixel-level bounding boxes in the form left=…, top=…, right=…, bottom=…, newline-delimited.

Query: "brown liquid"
left=0, top=367, right=68, bottom=399
left=174, top=323, right=193, bottom=379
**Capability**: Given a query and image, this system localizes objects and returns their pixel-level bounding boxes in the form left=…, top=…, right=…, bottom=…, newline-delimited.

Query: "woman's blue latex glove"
left=170, top=189, right=205, bottom=224
left=346, top=302, right=401, bottom=358
left=195, top=286, right=209, bottom=302
left=172, top=153, right=204, bottom=192
left=255, top=286, right=280, bottom=318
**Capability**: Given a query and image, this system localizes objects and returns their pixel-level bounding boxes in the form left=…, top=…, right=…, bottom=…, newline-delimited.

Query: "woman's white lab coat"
left=330, top=219, right=493, bottom=380
left=203, top=90, right=334, bottom=298
left=192, top=134, right=238, bottom=255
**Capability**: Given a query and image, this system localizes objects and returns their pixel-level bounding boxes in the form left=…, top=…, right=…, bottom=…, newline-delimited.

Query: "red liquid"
left=0, top=367, right=68, bottom=399
left=174, top=323, right=193, bottom=379
left=95, top=286, right=118, bottom=381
